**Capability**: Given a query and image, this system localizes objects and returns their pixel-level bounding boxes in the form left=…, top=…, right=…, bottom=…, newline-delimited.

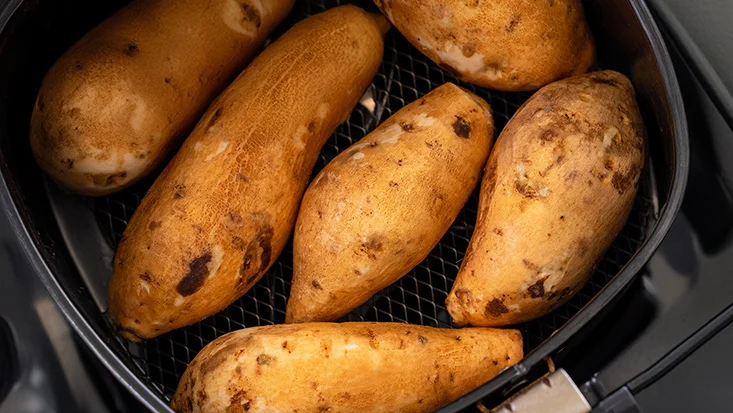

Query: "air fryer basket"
left=0, top=0, right=687, bottom=411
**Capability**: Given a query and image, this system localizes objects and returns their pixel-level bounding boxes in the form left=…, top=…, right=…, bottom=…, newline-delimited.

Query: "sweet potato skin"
left=287, top=83, right=494, bottom=323
left=30, top=0, right=295, bottom=195
left=170, top=323, right=523, bottom=413
left=108, top=6, right=386, bottom=341
left=447, top=71, right=646, bottom=326
left=374, top=0, right=595, bottom=91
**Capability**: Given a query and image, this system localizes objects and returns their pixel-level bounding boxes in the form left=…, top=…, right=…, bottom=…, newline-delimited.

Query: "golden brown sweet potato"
left=170, top=323, right=523, bottom=413
left=30, top=0, right=295, bottom=195
left=108, top=6, right=387, bottom=341
left=287, top=83, right=494, bottom=323
left=447, top=71, right=646, bottom=326
left=375, top=0, right=595, bottom=91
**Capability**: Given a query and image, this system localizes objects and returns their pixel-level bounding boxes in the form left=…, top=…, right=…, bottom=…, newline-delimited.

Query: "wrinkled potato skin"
left=30, top=0, right=295, bottom=196
left=287, top=83, right=494, bottom=323
left=170, top=323, right=523, bottom=413
left=108, top=6, right=387, bottom=341
left=375, top=0, right=595, bottom=91
left=446, top=71, right=646, bottom=326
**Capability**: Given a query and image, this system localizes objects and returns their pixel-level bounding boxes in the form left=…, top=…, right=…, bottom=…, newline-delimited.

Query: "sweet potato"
left=108, top=6, right=387, bottom=341
left=374, top=0, right=595, bottom=91
left=446, top=71, right=646, bottom=326
left=287, top=83, right=494, bottom=323
left=30, top=0, right=295, bottom=195
left=170, top=323, right=522, bottom=413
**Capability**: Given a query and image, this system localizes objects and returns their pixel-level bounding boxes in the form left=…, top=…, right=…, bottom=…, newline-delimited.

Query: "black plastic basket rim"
left=0, top=0, right=688, bottom=412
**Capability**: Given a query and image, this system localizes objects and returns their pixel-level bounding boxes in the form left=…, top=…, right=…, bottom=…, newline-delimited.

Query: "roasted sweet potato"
left=170, top=323, right=523, bottom=413
left=375, top=0, right=595, bottom=91
left=447, top=71, right=646, bottom=326
left=108, top=6, right=387, bottom=341
left=30, top=0, right=295, bottom=195
left=287, top=83, right=494, bottom=323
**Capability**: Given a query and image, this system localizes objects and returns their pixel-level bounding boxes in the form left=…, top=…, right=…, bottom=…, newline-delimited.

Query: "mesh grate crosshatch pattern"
left=89, top=0, right=657, bottom=402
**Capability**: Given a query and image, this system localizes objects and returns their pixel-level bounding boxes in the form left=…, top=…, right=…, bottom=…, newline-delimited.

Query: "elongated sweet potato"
left=374, top=0, right=595, bottom=91
left=287, top=83, right=493, bottom=323
left=108, top=6, right=387, bottom=341
left=30, top=0, right=295, bottom=195
left=170, top=323, right=522, bottom=413
left=447, top=71, right=646, bottom=326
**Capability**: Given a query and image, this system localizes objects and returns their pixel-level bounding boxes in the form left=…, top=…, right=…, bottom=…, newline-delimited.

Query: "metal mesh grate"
left=90, top=0, right=657, bottom=402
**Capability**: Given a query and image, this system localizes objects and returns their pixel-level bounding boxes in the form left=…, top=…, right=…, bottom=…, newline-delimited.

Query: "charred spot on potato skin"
left=176, top=252, right=212, bottom=296
left=611, top=166, right=640, bottom=194
left=138, top=271, right=153, bottom=284
left=541, top=129, right=557, bottom=142
left=123, top=42, right=139, bottom=56
left=208, top=107, right=223, bottom=128
left=506, top=15, right=521, bottom=32
left=173, top=184, right=186, bottom=199
left=462, top=43, right=477, bottom=57
left=454, top=288, right=473, bottom=304
left=164, top=77, right=171, bottom=84
left=148, top=221, right=160, bottom=230
left=88, top=172, right=127, bottom=187
left=232, top=236, right=246, bottom=250
left=522, top=259, right=540, bottom=271
left=360, top=234, right=384, bottom=260
left=61, top=158, right=75, bottom=169
left=312, top=280, right=322, bottom=289
left=228, top=211, right=243, bottom=223
left=452, top=116, right=471, bottom=139
left=493, top=228, right=504, bottom=236
left=515, top=180, right=539, bottom=198
left=486, top=298, right=509, bottom=317
left=240, top=223, right=274, bottom=281
left=241, top=2, right=262, bottom=27
left=366, top=329, right=379, bottom=349
left=256, top=354, right=274, bottom=365
left=400, top=121, right=414, bottom=132
left=528, top=280, right=546, bottom=298
left=229, top=390, right=249, bottom=411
